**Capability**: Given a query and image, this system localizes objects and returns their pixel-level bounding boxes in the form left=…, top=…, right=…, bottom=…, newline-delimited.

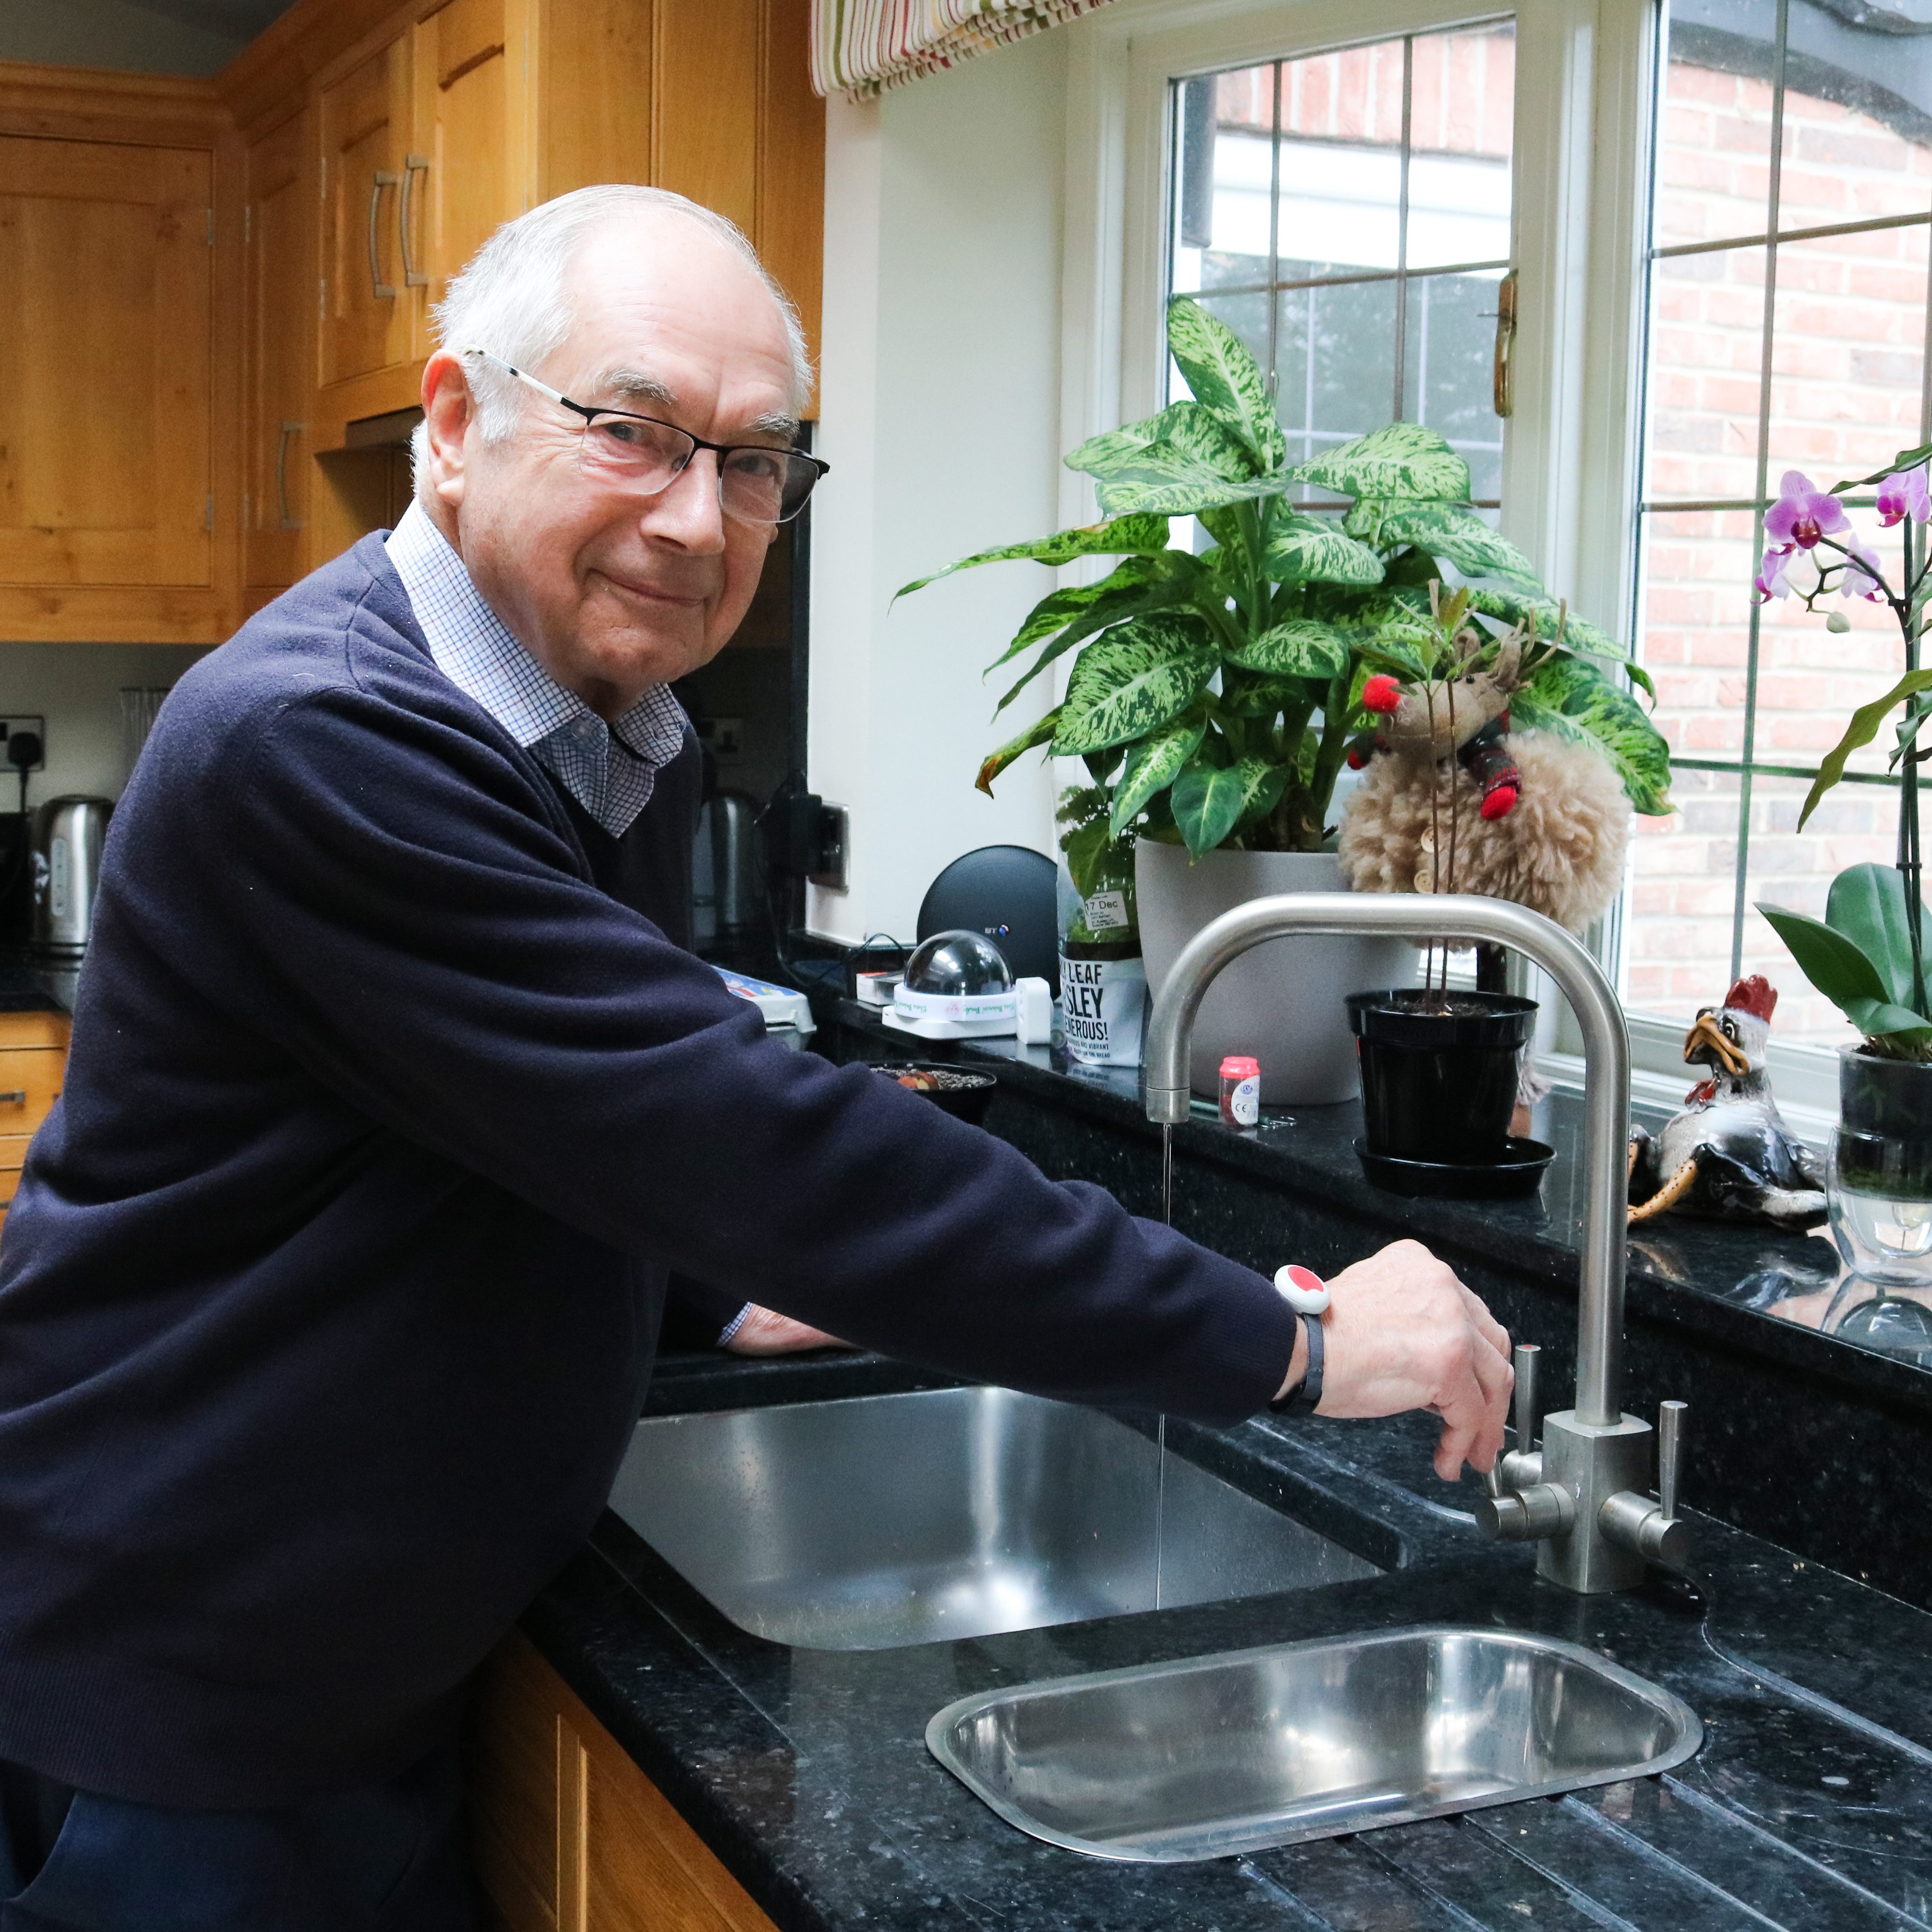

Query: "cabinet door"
left=413, top=0, right=522, bottom=350
left=319, top=33, right=414, bottom=389
left=0, top=136, right=213, bottom=590
left=243, top=109, right=311, bottom=593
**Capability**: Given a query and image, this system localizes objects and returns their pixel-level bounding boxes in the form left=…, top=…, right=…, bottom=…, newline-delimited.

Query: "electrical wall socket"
left=0, top=718, right=46, bottom=773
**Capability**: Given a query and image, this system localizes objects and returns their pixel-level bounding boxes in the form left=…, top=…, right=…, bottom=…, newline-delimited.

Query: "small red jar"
left=1219, top=1055, right=1261, bottom=1128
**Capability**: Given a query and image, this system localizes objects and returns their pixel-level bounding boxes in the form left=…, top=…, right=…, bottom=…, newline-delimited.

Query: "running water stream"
left=1154, top=1125, right=1174, bottom=1610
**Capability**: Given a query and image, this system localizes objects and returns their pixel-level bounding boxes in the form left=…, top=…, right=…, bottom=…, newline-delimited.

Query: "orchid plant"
left=1753, top=454, right=1932, bottom=1060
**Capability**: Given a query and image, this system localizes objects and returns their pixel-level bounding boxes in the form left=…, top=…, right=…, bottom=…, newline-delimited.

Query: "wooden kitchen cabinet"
left=469, top=1631, right=777, bottom=1932
left=243, top=104, right=314, bottom=601
left=0, top=1009, right=71, bottom=1235
left=0, top=0, right=824, bottom=640
left=0, top=67, right=240, bottom=642
left=318, top=30, right=416, bottom=395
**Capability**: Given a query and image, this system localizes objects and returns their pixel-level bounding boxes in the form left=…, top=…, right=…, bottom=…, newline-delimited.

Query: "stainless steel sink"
left=607, top=1386, right=1380, bottom=1650
left=927, top=1625, right=1703, bottom=1861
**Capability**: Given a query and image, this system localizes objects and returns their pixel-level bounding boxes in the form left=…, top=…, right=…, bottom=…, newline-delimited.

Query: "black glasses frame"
left=465, top=348, right=829, bottom=523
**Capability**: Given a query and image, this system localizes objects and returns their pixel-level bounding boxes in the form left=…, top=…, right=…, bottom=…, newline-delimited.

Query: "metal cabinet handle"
left=276, top=421, right=304, bottom=531
left=399, top=154, right=430, bottom=289
left=0, top=1092, right=27, bottom=1106
left=368, top=171, right=401, bottom=300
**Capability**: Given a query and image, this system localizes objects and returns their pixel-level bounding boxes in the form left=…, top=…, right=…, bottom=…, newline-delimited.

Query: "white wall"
left=0, top=645, right=208, bottom=806
left=808, top=34, right=1074, bottom=947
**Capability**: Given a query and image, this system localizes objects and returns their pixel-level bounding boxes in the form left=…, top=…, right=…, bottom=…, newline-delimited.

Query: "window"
left=1627, top=0, right=1932, bottom=1050
left=1165, top=22, right=1516, bottom=506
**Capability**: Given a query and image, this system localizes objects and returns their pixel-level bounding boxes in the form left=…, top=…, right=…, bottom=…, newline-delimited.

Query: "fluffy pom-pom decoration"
left=1362, top=673, right=1403, bottom=715
left=1337, top=730, right=1632, bottom=934
left=1479, top=784, right=1519, bottom=821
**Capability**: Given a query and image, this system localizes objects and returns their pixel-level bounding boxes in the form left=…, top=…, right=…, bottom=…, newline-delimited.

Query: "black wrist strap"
left=1268, top=1311, right=1324, bottom=1414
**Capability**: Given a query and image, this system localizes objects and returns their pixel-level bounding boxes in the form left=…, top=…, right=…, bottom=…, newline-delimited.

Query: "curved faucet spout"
left=1142, top=892, right=1631, bottom=1427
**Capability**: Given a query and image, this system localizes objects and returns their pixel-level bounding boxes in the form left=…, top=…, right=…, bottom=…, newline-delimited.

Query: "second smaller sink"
left=927, top=1625, right=1703, bottom=1861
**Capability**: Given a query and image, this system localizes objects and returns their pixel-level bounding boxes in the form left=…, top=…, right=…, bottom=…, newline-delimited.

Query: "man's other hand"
left=1281, top=1240, right=1513, bottom=1482
left=724, top=1306, right=852, bottom=1357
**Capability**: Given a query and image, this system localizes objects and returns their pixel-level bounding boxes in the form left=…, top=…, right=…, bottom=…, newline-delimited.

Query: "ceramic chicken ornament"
left=1626, top=975, right=1827, bottom=1230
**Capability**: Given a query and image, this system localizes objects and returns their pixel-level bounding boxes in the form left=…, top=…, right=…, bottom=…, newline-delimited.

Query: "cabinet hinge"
left=243, top=204, right=251, bottom=247
left=204, top=496, right=214, bottom=533
left=241, top=490, right=251, bottom=530
left=319, top=276, right=327, bottom=319
left=206, top=208, right=214, bottom=247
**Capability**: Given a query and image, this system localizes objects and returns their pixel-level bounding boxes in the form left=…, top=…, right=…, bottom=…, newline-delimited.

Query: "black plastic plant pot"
left=1839, top=1050, right=1932, bottom=1196
left=1346, top=990, right=1538, bottom=1166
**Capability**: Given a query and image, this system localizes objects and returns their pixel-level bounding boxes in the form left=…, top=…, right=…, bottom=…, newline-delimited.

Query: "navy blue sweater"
left=0, top=537, right=1293, bottom=1808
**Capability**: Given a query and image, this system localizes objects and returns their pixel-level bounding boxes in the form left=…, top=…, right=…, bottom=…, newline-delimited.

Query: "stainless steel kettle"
left=32, top=796, right=111, bottom=962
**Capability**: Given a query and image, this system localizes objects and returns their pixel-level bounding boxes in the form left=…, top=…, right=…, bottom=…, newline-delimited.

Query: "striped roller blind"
left=811, top=0, right=1119, bottom=98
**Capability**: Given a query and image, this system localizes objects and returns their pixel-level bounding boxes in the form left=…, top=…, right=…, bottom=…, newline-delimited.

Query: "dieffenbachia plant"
left=898, top=294, right=1672, bottom=862
left=1753, top=452, right=1932, bottom=1058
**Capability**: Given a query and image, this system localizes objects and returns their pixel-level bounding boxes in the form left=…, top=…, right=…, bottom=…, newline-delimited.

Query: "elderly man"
left=0, top=186, right=1511, bottom=1928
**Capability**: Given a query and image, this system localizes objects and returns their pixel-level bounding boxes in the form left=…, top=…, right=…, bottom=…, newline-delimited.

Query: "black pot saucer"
left=1354, top=1136, right=1555, bottom=1200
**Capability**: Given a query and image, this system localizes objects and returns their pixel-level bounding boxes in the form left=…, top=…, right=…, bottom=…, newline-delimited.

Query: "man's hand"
left=723, top=1306, right=852, bottom=1357
left=1277, top=1240, right=1513, bottom=1482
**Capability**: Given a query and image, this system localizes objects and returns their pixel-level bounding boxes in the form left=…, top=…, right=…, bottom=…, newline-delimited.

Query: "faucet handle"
left=1512, top=1343, right=1541, bottom=1451
left=1657, top=1399, right=1686, bottom=1520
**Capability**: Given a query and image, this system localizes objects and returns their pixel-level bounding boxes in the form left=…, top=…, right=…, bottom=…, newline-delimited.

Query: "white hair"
left=411, top=185, right=811, bottom=483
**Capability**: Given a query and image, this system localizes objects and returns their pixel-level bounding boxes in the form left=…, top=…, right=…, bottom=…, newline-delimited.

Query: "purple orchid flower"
left=1842, top=536, right=1887, bottom=600
left=1763, top=470, right=1850, bottom=550
left=1876, top=465, right=1932, bottom=528
left=1753, top=547, right=1794, bottom=602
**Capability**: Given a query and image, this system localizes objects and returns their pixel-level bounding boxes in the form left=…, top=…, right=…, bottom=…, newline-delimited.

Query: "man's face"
left=420, top=216, right=796, bottom=717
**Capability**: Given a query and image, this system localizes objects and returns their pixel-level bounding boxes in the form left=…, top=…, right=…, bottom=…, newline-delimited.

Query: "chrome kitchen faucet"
left=1142, top=892, right=1689, bottom=1594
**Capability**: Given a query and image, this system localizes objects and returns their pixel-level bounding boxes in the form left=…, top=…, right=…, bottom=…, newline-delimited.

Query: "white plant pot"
left=1136, top=840, right=1417, bottom=1106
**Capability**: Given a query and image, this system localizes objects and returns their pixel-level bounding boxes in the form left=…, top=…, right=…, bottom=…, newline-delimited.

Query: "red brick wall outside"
left=1213, top=27, right=1514, bottom=157
left=1633, top=59, right=1930, bottom=1041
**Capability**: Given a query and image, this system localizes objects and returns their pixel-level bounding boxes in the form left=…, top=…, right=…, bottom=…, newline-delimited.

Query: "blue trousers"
left=0, top=1742, right=475, bottom=1932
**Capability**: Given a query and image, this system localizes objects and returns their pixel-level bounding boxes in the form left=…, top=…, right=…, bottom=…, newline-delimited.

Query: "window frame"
left=1063, top=0, right=1689, bottom=1100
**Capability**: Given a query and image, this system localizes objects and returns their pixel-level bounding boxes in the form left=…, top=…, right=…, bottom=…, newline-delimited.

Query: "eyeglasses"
left=463, top=349, right=828, bottom=525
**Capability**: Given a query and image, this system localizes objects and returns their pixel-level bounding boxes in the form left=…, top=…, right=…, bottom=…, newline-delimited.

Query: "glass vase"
left=1826, top=1050, right=1932, bottom=1291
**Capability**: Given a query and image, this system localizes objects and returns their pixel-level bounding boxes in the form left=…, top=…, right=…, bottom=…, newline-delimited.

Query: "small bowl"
left=874, top=1062, right=997, bottom=1125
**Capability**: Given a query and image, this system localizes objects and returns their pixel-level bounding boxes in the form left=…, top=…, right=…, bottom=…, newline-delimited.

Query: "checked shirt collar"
left=385, top=500, right=688, bottom=839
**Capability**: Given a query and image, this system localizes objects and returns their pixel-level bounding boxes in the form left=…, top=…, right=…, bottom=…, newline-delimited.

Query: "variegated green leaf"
left=1092, top=469, right=1289, bottom=518
left=895, top=514, right=1172, bottom=598
left=1460, top=588, right=1655, bottom=700
left=1165, top=296, right=1288, bottom=470
left=1289, top=422, right=1471, bottom=503
left=1053, top=615, right=1219, bottom=756
left=1069, top=402, right=1287, bottom=517
left=1220, top=671, right=1312, bottom=718
left=1109, top=710, right=1208, bottom=836
left=1171, top=755, right=1289, bottom=858
left=991, top=560, right=1206, bottom=713
left=992, top=554, right=1197, bottom=668
left=1512, top=655, right=1674, bottom=817
left=1068, top=401, right=1258, bottom=485
left=1263, top=511, right=1386, bottom=588
left=975, top=706, right=1062, bottom=796
left=1374, top=504, right=1543, bottom=593
left=1225, top=619, right=1354, bottom=681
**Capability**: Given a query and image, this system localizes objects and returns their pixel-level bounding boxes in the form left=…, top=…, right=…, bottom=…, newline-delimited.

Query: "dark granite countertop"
left=832, top=999, right=1892, bottom=1406
left=527, top=1349, right=1932, bottom=1932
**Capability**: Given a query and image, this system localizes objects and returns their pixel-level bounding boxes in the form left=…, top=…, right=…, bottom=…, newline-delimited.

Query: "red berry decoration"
left=1346, top=746, right=1369, bottom=770
left=1362, top=673, right=1402, bottom=715
left=1479, top=784, right=1519, bottom=821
